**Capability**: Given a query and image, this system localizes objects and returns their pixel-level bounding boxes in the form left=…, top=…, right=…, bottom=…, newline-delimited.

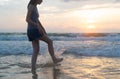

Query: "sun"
left=87, top=25, right=96, bottom=29
left=85, top=25, right=97, bottom=33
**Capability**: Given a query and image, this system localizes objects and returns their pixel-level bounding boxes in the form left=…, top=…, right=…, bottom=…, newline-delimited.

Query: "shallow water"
left=0, top=55, right=120, bottom=79
left=0, top=33, right=120, bottom=79
left=62, top=55, right=120, bottom=79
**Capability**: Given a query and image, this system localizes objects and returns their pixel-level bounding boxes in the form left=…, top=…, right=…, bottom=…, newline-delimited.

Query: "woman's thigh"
left=32, top=40, right=39, bottom=52
left=39, top=35, right=52, bottom=44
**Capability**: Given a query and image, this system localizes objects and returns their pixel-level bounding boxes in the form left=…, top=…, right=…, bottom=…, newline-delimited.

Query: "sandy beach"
left=0, top=54, right=120, bottom=79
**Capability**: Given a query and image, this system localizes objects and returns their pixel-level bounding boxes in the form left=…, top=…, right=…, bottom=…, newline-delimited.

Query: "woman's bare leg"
left=31, top=40, right=39, bottom=74
left=40, top=35, right=63, bottom=63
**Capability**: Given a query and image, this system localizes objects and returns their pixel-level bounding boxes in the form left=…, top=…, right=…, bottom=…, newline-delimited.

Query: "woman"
left=26, top=0, right=63, bottom=75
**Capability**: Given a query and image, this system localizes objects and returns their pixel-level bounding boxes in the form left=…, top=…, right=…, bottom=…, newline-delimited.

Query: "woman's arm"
left=26, top=5, right=38, bottom=26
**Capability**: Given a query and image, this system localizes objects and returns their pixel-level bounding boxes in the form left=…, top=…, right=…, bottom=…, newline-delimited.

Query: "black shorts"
left=27, top=27, right=43, bottom=41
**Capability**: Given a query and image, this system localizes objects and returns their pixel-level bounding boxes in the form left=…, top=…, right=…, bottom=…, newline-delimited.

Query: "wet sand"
left=0, top=55, right=120, bottom=79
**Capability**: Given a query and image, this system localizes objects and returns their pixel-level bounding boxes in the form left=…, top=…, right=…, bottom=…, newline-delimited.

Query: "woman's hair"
left=28, top=0, right=37, bottom=6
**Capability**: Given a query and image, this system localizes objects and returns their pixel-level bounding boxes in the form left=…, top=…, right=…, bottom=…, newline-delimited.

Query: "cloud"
left=57, top=0, right=120, bottom=11
left=0, top=0, right=28, bottom=13
left=61, top=0, right=86, bottom=2
left=0, top=0, right=11, bottom=5
left=61, top=0, right=120, bottom=5
left=62, top=0, right=120, bottom=2
left=80, top=3, right=120, bottom=10
left=36, top=0, right=120, bottom=15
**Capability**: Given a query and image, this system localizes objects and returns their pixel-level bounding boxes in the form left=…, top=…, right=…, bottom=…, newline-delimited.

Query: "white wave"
left=0, top=33, right=120, bottom=41
left=0, top=36, right=120, bottom=57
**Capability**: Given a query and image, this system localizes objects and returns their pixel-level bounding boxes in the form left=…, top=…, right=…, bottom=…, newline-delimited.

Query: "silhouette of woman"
left=26, top=0, right=63, bottom=75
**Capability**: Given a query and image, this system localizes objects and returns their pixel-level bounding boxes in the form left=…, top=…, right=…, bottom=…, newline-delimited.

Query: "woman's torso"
left=27, top=6, right=39, bottom=29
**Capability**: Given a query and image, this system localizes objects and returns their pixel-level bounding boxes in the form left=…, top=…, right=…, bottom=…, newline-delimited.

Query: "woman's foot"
left=31, top=69, right=36, bottom=75
left=32, top=73, right=38, bottom=79
left=53, top=58, right=63, bottom=64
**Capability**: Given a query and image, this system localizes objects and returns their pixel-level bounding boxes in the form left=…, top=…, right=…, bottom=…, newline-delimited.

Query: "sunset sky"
left=0, top=0, right=120, bottom=33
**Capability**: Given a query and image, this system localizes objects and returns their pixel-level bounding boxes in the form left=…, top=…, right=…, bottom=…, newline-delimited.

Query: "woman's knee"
left=40, top=35, right=53, bottom=44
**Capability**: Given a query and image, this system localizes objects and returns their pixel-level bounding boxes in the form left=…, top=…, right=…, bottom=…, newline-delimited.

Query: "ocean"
left=0, top=33, right=120, bottom=79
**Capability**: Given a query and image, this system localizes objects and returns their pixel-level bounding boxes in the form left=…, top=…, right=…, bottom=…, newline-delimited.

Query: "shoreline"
left=0, top=55, right=120, bottom=79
